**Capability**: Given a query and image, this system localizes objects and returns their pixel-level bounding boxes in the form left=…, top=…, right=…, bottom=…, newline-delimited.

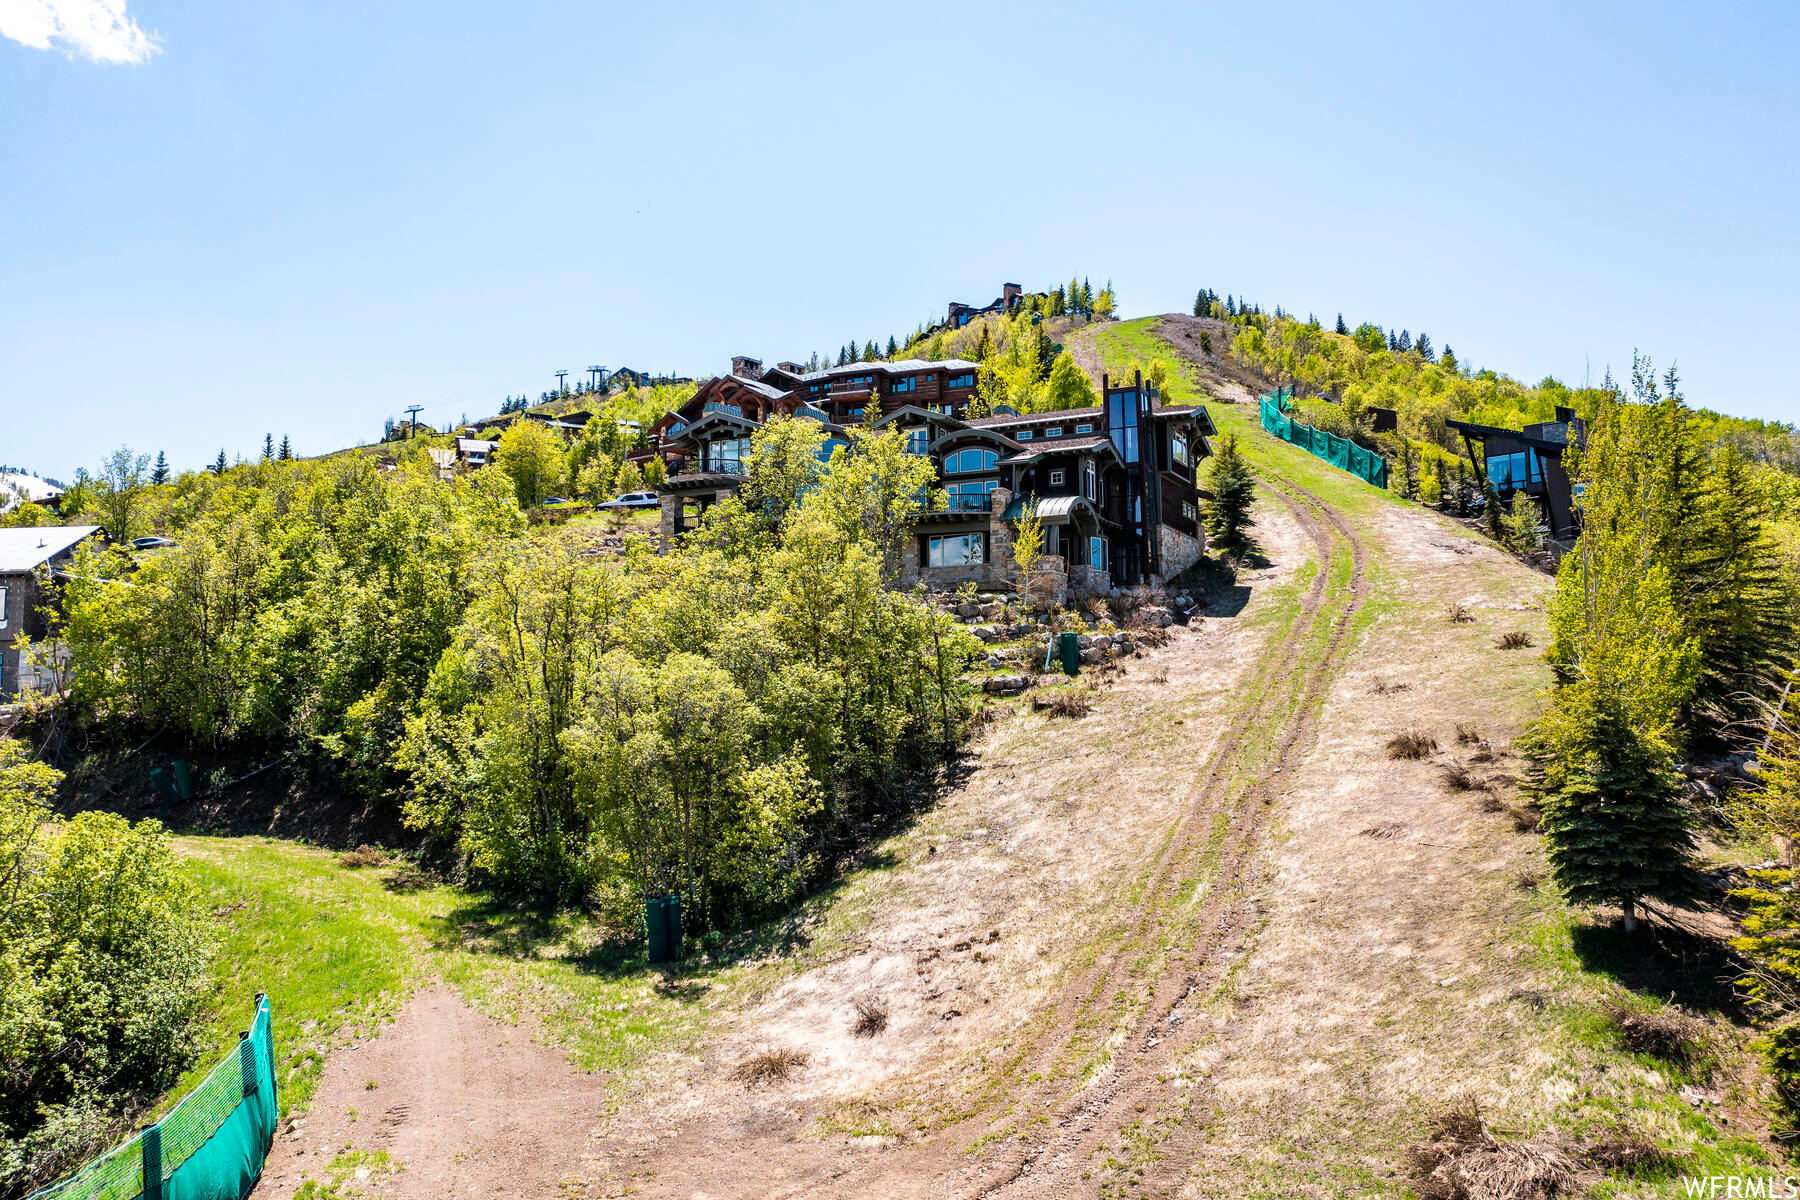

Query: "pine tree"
left=262, top=434, right=275, bottom=462
left=150, top=451, right=170, bottom=485
left=974, top=323, right=992, bottom=363
left=1194, top=290, right=1205, bottom=318
left=1401, top=441, right=1419, bottom=500
left=1482, top=476, right=1506, bottom=542
left=885, top=335, right=898, bottom=359
left=1681, top=446, right=1800, bottom=742
left=278, top=435, right=293, bottom=461
left=1524, top=691, right=1700, bottom=930
left=863, top=340, right=878, bottom=362
left=1397, top=329, right=1412, bottom=353
left=1335, top=313, right=1348, bottom=335
left=1416, top=333, right=1434, bottom=362
left=1434, top=458, right=1451, bottom=509
left=1387, top=331, right=1399, bottom=352
left=213, top=449, right=228, bottom=474
left=1203, top=434, right=1256, bottom=550
left=1226, top=295, right=1236, bottom=316
left=1441, top=345, right=1458, bottom=373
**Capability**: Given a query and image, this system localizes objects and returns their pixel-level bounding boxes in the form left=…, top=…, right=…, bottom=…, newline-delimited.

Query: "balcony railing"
left=701, top=458, right=746, bottom=476
left=943, top=491, right=993, bottom=513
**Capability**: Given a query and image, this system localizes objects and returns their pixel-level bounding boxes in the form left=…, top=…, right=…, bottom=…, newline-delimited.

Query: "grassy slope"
left=169, top=832, right=916, bottom=1124
left=1075, top=316, right=1773, bottom=1192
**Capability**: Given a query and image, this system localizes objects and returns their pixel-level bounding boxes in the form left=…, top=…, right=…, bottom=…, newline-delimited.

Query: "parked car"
left=598, top=492, right=660, bottom=510
left=541, top=496, right=571, bottom=507
left=131, top=536, right=177, bottom=549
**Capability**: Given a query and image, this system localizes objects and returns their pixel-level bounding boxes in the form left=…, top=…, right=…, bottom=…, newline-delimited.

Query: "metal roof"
left=998, top=435, right=1114, bottom=463
left=999, top=494, right=1095, bottom=524
left=0, top=526, right=102, bottom=573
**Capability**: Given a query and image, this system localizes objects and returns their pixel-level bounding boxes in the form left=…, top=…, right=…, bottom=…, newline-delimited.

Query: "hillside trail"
left=567, top=465, right=1372, bottom=1200
left=257, top=334, right=1556, bottom=1198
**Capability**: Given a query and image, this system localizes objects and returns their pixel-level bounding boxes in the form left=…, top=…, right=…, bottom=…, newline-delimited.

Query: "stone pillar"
left=658, top=493, right=679, bottom=551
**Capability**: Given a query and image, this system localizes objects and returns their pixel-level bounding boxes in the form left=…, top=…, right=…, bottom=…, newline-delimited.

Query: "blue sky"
left=3, top=0, right=1796, bottom=477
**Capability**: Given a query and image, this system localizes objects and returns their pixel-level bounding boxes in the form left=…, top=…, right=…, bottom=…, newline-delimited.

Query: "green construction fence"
left=1259, top=389, right=1390, bottom=489
left=27, top=995, right=278, bottom=1200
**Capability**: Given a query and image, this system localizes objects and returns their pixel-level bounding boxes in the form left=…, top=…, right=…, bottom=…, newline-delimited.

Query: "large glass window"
left=1108, top=391, right=1140, bottom=463
left=944, top=447, right=999, bottom=474
left=891, top=376, right=916, bottom=393
left=706, top=436, right=750, bottom=472
left=1487, top=451, right=1531, bottom=490
left=1173, top=435, right=1191, bottom=468
left=906, top=428, right=930, bottom=454
left=928, top=533, right=986, bottom=566
left=945, top=479, right=998, bottom=510
left=1089, top=536, right=1109, bottom=573
left=946, top=373, right=975, bottom=388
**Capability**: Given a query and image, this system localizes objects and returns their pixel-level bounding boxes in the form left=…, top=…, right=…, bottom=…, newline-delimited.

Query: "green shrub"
left=0, top=740, right=214, bottom=1194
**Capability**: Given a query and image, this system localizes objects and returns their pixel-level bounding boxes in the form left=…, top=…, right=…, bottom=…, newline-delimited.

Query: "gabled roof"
left=998, top=435, right=1115, bottom=464
left=965, top=406, right=1103, bottom=429
left=0, top=526, right=103, bottom=573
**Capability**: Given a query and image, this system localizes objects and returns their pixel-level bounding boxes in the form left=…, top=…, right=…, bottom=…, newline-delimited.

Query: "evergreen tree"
left=262, top=434, right=276, bottom=463
left=1202, top=434, right=1256, bottom=550
left=1387, top=331, right=1399, bottom=351
left=974, top=323, right=992, bottom=363
left=1227, top=295, right=1236, bottom=316
left=1416, top=333, right=1434, bottom=361
left=1335, top=313, right=1348, bottom=335
left=1482, top=475, right=1506, bottom=542
left=213, top=449, right=228, bottom=474
left=1682, top=446, right=1800, bottom=742
left=1434, top=457, right=1451, bottom=509
left=1397, top=329, right=1412, bottom=353
left=1194, top=290, right=1205, bottom=318
left=150, top=451, right=170, bottom=485
left=863, top=340, right=878, bottom=362
left=885, top=335, right=898, bottom=359
left=278, top=436, right=293, bottom=461
left=1081, top=277, right=1092, bottom=314
left=1400, top=441, right=1419, bottom=500
left=1441, top=345, right=1458, bottom=373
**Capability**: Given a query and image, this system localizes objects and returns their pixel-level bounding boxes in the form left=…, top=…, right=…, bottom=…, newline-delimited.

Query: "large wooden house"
left=0, top=525, right=103, bottom=699
left=652, top=359, right=1214, bottom=597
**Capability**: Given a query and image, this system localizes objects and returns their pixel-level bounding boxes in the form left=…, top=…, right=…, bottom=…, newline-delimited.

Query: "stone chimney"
left=730, top=356, right=763, bottom=379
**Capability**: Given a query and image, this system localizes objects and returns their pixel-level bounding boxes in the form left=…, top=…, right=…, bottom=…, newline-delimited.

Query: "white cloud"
left=0, top=0, right=161, bottom=64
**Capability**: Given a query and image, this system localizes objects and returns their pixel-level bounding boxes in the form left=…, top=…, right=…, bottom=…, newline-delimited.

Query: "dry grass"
left=1447, top=603, right=1475, bottom=624
left=1033, top=692, right=1091, bottom=719
left=1583, top=1123, right=1678, bottom=1172
left=1494, top=631, right=1534, bottom=650
left=1507, top=804, right=1542, bottom=832
left=1405, top=1099, right=1576, bottom=1200
left=338, top=845, right=387, bottom=869
left=1386, top=728, right=1439, bottom=759
left=1136, top=627, right=1172, bottom=648
left=851, top=994, right=889, bottom=1038
left=1371, top=677, right=1411, bottom=697
left=1455, top=723, right=1483, bottom=745
left=1603, top=1000, right=1709, bottom=1066
left=1359, top=823, right=1406, bottom=840
left=1439, top=761, right=1489, bottom=793
left=728, top=1046, right=811, bottom=1087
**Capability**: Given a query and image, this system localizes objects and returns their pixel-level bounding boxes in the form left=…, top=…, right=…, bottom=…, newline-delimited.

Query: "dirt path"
left=253, top=985, right=612, bottom=1200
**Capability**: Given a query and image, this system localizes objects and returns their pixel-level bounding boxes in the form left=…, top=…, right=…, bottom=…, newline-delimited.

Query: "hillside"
left=80, top=318, right=1768, bottom=1200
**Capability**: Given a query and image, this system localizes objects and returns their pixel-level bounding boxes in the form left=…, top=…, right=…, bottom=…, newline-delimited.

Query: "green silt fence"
left=1259, top=392, right=1389, bottom=490
left=28, top=995, right=278, bottom=1200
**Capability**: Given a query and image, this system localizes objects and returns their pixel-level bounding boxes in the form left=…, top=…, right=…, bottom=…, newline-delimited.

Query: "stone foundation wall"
left=1158, top=523, right=1203, bottom=576
left=1068, top=563, right=1111, bottom=599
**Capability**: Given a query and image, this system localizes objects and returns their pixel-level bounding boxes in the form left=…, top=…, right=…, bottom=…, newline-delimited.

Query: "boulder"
left=982, top=674, right=1029, bottom=694
left=1079, top=648, right=1104, bottom=665
left=956, top=602, right=981, bottom=619
left=972, top=625, right=1002, bottom=643
left=1141, top=607, right=1174, bottom=629
left=980, top=603, right=1003, bottom=620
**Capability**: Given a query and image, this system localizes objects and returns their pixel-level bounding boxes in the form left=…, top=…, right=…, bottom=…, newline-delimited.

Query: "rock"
left=1743, top=758, right=1764, bottom=780
left=956, top=602, right=981, bottom=618
left=980, top=603, right=1003, bottom=620
left=1080, top=648, right=1104, bottom=665
left=1115, top=634, right=1136, bottom=653
left=1141, top=607, right=1174, bottom=628
left=1009, top=622, right=1034, bottom=638
left=992, top=647, right=1020, bottom=662
left=983, top=674, right=1029, bottom=694
left=972, top=625, right=1001, bottom=643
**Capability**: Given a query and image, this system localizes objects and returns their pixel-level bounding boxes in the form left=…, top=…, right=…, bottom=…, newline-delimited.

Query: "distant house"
left=650, top=358, right=1213, bottom=596
left=456, top=437, right=498, bottom=469
left=1445, top=406, right=1587, bottom=540
left=0, top=526, right=103, bottom=699
left=943, top=283, right=1024, bottom=330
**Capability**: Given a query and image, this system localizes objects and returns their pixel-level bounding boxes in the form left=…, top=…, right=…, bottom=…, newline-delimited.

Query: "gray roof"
left=0, top=526, right=102, bottom=573
left=999, top=494, right=1095, bottom=524
left=799, top=358, right=980, bottom=383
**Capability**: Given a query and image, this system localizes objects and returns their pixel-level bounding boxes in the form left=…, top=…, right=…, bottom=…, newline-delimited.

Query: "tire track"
left=953, top=474, right=1371, bottom=1199
left=772, top=467, right=1370, bottom=1200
